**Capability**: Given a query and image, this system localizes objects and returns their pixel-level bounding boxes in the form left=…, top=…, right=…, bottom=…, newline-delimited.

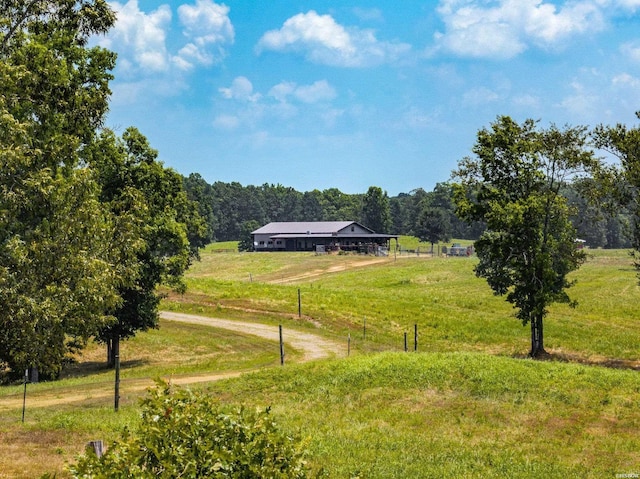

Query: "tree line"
left=182, top=176, right=631, bottom=250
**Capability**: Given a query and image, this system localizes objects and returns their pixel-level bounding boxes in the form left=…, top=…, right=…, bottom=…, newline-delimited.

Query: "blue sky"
left=98, top=0, right=640, bottom=195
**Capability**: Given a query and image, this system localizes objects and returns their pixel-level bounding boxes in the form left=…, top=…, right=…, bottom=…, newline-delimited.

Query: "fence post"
left=279, top=325, right=284, bottom=365
left=298, top=288, right=301, bottom=318
left=114, top=352, right=120, bottom=412
left=348, top=333, right=351, bottom=357
left=363, top=317, right=366, bottom=340
left=87, top=440, right=104, bottom=458
left=414, top=324, right=418, bottom=351
left=21, top=369, right=28, bottom=423
left=404, top=332, right=408, bottom=352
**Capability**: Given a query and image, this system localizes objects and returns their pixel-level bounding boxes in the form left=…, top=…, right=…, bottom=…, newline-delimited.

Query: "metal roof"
left=252, top=221, right=364, bottom=235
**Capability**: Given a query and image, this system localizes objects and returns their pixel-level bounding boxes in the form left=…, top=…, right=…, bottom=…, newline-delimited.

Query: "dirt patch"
left=269, top=257, right=391, bottom=283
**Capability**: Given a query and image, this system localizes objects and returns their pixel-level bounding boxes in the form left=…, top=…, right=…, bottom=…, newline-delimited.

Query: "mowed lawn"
left=1, top=243, right=639, bottom=478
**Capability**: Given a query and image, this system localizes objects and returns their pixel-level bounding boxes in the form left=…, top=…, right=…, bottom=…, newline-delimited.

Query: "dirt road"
left=0, top=313, right=343, bottom=411
left=161, top=312, right=341, bottom=361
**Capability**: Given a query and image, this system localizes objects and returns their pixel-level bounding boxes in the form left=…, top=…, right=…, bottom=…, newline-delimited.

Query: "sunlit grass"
left=2, top=243, right=640, bottom=478
left=170, top=245, right=640, bottom=362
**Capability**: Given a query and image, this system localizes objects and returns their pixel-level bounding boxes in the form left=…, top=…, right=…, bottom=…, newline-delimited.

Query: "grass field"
left=1, top=242, right=639, bottom=478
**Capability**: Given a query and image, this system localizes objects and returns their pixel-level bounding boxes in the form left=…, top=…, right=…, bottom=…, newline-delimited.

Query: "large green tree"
left=453, top=116, right=598, bottom=357
left=86, top=128, right=207, bottom=366
left=593, top=112, right=640, bottom=265
left=0, top=0, right=123, bottom=380
left=361, top=186, right=391, bottom=233
left=416, top=206, right=450, bottom=252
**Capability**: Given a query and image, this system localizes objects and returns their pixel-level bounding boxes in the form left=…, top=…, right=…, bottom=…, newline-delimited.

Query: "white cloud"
left=621, top=41, right=640, bottom=62
left=558, top=80, right=600, bottom=118
left=176, top=0, right=234, bottom=69
left=268, top=80, right=336, bottom=103
left=219, top=77, right=261, bottom=102
left=256, top=10, right=411, bottom=67
left=462, top=86, right=501, bottom=105
left=102, top=0, right=233, bottom=75
left=104, top=0, right=172, bottom=73
left=613, top=73, right=640, bottom=89
left=612, top=0, right=640, bottom=9
left=213, top=114, right=240, bottom=129
left=434, top=0, right=606, bottom=59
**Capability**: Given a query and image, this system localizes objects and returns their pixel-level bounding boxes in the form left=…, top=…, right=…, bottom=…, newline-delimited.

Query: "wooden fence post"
left=279, top=325, right=284, bottom=366
left=87, top=440, right=104, bottom=458
left=21, top=369, right=28, bottom=423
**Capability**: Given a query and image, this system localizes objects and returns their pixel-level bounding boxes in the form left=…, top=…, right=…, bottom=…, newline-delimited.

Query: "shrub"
left=69, top=381, right=308, bottom=478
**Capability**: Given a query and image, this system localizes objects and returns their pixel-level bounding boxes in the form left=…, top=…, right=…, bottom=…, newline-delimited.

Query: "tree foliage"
left=361, top=186, right=391, bottom=234
left=0, top=0, right=122, bottom=379
left=453, top=116, right=599, bottom=357
left=593, top=111, right=640, bottom=271
left=70, top=381, right=309, bottom=478
left=86, top=128, right=207, bottom=366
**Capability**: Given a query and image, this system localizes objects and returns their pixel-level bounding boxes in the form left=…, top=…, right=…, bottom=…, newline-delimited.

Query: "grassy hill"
left=1, top=244, right=639, bottom=477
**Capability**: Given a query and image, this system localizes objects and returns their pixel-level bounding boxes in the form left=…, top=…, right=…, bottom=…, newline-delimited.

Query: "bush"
left=69, top=381, right=308, bottom=478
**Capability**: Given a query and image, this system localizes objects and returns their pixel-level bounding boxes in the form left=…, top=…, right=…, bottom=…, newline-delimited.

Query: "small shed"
left=251, top=221, right=398, bottom=253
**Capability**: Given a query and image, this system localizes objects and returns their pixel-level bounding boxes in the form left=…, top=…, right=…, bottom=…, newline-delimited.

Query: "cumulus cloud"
left=434, top=0, right=606, bottom=59
left=219, top=77, right=261, bottom=102
left=256, top=10, right=411, bottom=67
left=103, top=0, right=172, bottom=73
left=102, top=0, right=233, bottom=75
left=176, top=0, right=234, bottom=69
left=269, top=80, right=337, bottom=103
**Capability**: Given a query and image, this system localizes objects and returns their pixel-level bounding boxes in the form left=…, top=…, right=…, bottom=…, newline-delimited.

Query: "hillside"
left=1, top=245, right=639, bottom=478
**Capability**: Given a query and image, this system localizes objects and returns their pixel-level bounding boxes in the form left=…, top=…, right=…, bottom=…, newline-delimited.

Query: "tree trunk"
left=530, top=314, right=546, bottom=358
left=106, top=338, right=113, bottom=367
left=106, top=336, right=120, bottom=368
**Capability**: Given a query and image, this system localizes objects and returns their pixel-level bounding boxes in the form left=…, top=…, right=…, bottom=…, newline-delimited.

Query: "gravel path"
left=1, top=313, right=342, bottom=411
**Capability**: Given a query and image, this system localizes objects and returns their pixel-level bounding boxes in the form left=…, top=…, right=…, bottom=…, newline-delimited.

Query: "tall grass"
left=201, top=351, right=640, bottom=478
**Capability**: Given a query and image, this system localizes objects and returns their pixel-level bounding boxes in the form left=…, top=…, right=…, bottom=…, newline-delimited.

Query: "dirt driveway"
left=0, top=313, right=343, bottom=411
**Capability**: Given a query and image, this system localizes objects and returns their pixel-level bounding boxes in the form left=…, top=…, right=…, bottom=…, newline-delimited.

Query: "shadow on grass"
left=512, top=350, right=640, bottom=371
left=60, top=359, right=149, bottom=379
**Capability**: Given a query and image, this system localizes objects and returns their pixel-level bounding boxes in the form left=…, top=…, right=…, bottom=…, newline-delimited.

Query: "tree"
left=183, top=173, right=217, bottom=245
left=86, top=128, right=206, bottom=367
left=453, top=116, right=598, bottom=357
left=361, top=186, right=391, bottom=233
left=69, top=381, right=309, bottom=478
left=416, top=205, right=451, bottom=252
left=0, top=0, right=122, bottom=380
left=593, top=112, right=640, bottom=264
left=238, top=220, right=261, bottom=252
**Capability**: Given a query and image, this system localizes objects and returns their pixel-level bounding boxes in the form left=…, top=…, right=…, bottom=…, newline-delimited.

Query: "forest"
left=182, top=175, right=631, bottom=249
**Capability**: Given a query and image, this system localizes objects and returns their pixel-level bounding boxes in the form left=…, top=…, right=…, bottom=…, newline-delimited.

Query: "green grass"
left=199, top=352, right=640, bottom=478
left=2, top=244, right=640, bottom=478
left=170, top=246, right=640, bottom=362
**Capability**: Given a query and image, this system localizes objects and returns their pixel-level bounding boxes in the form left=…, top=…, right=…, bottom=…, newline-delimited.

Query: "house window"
left=268, top=241, right=273, bottom=246
left=351, top=226, right=355, bottom=232
left=276, top=240, right=282, bottom=245
left=259, top=241, right=265, bottom=245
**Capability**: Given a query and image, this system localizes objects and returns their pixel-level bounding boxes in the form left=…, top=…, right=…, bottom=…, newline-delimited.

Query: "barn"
left=251, top=221, right=398, bottom=253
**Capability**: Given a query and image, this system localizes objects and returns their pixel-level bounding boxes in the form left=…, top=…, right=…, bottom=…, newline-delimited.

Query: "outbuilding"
left=251, top=221, right=398, bottom=253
